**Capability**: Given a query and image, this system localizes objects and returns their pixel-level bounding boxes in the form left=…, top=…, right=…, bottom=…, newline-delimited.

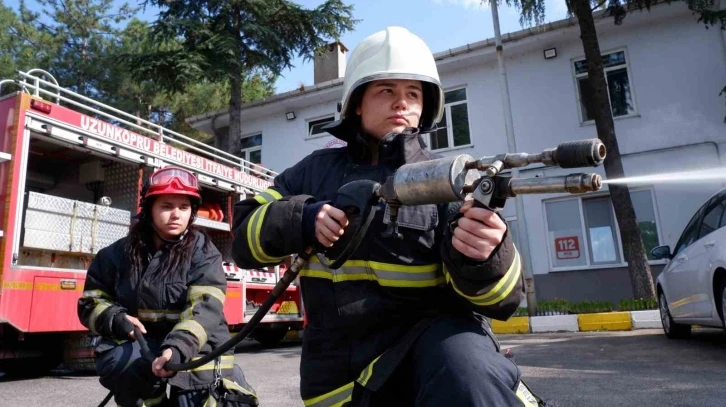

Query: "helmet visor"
left=150, top=167, right=198, bottom=189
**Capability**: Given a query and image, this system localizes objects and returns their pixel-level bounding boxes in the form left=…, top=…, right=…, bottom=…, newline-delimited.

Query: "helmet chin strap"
left=150, top=218, right=193, bottom=245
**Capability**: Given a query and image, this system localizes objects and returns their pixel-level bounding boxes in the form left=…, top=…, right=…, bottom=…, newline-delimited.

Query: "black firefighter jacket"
left=78, top=230, right=239, bottom=391
left=231, top=127, right=525, bottom=406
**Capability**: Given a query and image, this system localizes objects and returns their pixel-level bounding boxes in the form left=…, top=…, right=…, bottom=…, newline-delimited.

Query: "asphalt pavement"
left=0, top=328, right=724, bottom=407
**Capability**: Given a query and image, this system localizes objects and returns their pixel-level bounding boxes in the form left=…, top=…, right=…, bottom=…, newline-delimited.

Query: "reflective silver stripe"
left=356, top=355, right=382, bottom=386
left=190, top=355, right=235, bottom=372
left=82, top=289, right=112, bottom=299
left=247, top=204, right=287, bottom=263
left=88, top=301, right=112, bottom=334
left=447, top=248, right=522, bottom=306
left=303, top=382, right=354, bottom=407
left=254, top=189, right=282, bottom=204
left=188, top=286, right=226, bottom=305
left=301, top=258, right=445, bottom=288
left=138, top=309, right=181, bottom=322
left=172, top=320, right=208, bottom=350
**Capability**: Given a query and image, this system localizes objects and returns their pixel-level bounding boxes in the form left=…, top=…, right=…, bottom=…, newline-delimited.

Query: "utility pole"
left=489, top=0, right=538, bottom=316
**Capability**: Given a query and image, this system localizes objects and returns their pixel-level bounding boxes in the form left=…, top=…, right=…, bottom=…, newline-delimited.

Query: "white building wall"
left=208, top=3, right=726, bottom=286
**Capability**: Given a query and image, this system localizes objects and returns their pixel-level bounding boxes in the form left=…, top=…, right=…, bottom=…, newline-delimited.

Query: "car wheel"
left=659, top=292, right=691, bottom=339
left=720, top=280, right=726, bottom=331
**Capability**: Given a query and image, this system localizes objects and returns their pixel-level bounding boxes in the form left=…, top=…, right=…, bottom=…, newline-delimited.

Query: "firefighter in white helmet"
left=232, top=27, right=544, bottom=406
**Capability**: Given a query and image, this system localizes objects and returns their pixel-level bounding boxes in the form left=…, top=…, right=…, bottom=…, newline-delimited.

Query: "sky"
left=10, top=0, right=572, bottom=94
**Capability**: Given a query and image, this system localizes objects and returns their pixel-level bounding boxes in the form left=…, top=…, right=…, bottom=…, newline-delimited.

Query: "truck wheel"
left=659, top=292, right=691, bottom=339
left=254, top=327, right=288, bottom=347
left=0, top=348, right=62, bottom=378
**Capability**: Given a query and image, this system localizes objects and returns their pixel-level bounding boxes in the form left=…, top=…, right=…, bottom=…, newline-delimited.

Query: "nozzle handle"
left=317, top=180, right=381, bottom=270
left=552, top=138, right=606, bottom=168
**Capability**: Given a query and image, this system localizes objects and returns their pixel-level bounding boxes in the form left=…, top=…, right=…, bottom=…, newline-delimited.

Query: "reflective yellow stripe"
left=137, top=309, right=181, bottom=322
left=247, top=204, right=288, bottom=264
left=189, top=286, right=226, bottom=305
left=222, top=378, right=258, bottom=398
left=189, top=355, right=236, bottom=372
left=82, top=289, right=113, bottom=300
left=88, top=301, right=112, bottom=334
left=83, top=289, right=116, bottom=334
left=300, top=257, right=445, bottom=288
left=356, top=354, right=382, bottom=387
left=253, top=188, right=283, bottom=204
left=303, top=382, right=354, bottom=407
left=141, top=391, right=166, bottom=407
left=172, top=320, right=207, bottom=350
left=516, top=381, right=540, bottom=407
left=445, top=249, right=522, bottom=306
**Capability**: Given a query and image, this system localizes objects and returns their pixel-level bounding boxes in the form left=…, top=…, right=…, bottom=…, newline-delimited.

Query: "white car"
left=653, top=187, right=726, bottom=338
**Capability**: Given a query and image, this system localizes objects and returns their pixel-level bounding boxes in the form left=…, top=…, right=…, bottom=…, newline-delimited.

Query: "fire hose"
left=98, top=138, right=606, bottom=407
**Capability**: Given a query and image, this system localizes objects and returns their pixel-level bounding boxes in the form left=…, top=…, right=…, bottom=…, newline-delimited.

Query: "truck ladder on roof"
left=0, top=68, right=277, bottom=195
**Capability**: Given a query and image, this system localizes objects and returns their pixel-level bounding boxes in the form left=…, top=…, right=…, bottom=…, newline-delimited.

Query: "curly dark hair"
left=124, top=194, right=211, bottom=282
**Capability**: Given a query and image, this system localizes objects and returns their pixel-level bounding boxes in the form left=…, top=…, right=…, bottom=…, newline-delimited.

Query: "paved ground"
left=1, top=328, right=724, bottom=406
left=500, top=328, right=726, bottom=407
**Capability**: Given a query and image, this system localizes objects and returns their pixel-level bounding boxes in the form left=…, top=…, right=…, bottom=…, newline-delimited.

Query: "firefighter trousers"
left=350, top=315, right=540, bottom=407
left=96, top=337, right=255, bottom=407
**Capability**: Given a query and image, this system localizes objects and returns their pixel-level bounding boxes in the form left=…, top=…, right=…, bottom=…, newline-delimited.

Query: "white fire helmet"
left=337, top=26, right=445, bottom=131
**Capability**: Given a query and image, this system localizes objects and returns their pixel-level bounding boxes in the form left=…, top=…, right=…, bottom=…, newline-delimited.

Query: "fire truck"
left=0, top=69, right=304, bottom=375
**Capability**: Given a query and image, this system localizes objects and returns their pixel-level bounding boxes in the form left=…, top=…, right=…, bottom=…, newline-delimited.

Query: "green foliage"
left=122, top=0, right=359, bottom=152
left=126, top=0, right=359, bottom=93
left=530, top=297, right=656, bottom=315
left=569, top=300, right=615, bottom=314
left=618, top=297, right=658, bottom=311
left=0, top=0, right=278, bottom=143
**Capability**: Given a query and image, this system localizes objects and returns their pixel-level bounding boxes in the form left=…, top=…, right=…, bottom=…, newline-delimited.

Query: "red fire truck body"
left=0, top=70, right=302, bottom=373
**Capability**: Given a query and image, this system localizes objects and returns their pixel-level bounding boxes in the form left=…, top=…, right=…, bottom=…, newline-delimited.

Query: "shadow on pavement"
left=504, top=329, right=726, bottom=407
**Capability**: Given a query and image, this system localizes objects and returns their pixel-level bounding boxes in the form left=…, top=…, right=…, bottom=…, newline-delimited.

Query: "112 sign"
left=555, top=236, right=580, bottom=259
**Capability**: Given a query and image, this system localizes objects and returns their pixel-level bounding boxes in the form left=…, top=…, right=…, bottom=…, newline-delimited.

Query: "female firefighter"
left=231, top=27, right=537, bottom=406
left=78, top=166, right=258, bottom=407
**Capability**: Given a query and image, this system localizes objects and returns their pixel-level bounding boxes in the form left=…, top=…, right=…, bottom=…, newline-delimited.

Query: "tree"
left=125, top=0, right=359, bottom=155
left=0, top=0, right=57, bottom=92
left=21, top=0, right=138, bottom=98
left=501, top=0, right=725, bottom=299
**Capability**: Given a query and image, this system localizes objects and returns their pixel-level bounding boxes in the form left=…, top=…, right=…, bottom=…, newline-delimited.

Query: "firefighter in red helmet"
left=78, top=166, right=258, bottom=407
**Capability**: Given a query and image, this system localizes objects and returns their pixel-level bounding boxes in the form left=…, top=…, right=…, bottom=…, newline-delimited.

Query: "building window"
left=429, top=88, right=471, bottom=151
left=544, top=189, right=661, bottom=270
left=574, top=50, right=636, bottom=123
left=308, top=116, right=335, bottom=138
left=238, top=133, right=262, bottom=165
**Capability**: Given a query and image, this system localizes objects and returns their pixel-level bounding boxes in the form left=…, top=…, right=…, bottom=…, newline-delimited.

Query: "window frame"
left=697, top=192, right=726, bottom=241
left=425, top=86, right=474, bottom=152
left=542, top=187, right=665, bottom=272
left=306, top=114, right=336, bottom=140
left=238, top=131, right=262, bottom=166
left=571, top=47, right=639, bottom=125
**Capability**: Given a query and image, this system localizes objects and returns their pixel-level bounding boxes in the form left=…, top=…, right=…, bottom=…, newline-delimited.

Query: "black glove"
left=112, top=312, right=135, bottom=340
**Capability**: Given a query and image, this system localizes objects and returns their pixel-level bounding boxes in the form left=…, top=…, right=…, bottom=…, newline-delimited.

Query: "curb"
left=490, top=310, right=661, bottom=334
left=491, top=316, right=530, bottom=334
left=578, top=312, right=632, bottom=331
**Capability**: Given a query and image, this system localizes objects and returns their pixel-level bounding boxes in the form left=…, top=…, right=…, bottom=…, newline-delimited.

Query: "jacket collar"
left=323, top=119, right=431, bottom=166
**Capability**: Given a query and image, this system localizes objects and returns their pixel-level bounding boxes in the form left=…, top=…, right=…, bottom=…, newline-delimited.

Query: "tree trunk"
left=222, top=72, right=242, bottom=155
left=570, top=0, right=656, bottom=300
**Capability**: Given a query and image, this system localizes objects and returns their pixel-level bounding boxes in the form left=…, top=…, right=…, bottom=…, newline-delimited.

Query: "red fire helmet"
left=144, top=166, right=201, bottom=201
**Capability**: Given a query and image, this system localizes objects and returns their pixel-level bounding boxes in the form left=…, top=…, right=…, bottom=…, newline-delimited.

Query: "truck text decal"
left=79, top=115, right=272, bottom=190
